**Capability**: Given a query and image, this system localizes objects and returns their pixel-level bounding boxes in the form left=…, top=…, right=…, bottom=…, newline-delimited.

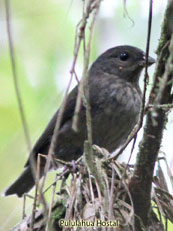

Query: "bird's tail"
left=3, top=166, right=37, bottom=197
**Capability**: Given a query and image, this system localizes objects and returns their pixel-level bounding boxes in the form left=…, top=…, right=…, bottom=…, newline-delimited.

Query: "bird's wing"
left=25, top=85, right=79, bottom=167
left=25, top=72, right=124, bottom=167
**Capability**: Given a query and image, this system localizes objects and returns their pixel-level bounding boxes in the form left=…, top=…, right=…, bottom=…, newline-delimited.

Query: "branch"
left=129, top=0, right=173, bottom=230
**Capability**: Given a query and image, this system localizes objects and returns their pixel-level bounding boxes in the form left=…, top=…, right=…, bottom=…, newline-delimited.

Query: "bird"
left=3, top=45, right=155, bottom=197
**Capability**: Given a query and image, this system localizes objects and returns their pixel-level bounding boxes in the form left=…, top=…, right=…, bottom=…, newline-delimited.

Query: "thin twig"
left=22, top=194, right=27, bottom=219
left=43, top=156, right=82, bottom=194
left=113, top=162, right=135, bottom=227
left=43, top=169, right=68, bottom=195
left=45, top=175, right=57, bottom=231
left=123, top=0, right=135, bottom=26
left=142, top=0, right=153, bottom=120
left=121, top=134, right=137, bottom=180
left=5, top=0, right=40, bottom=204
left=5, top=0, right=31, bottom=152
left=148, top=103, right=173, bottom=110
left=39, top=153, right=73, bottom=167
left=30, top=154, right=41, bottom=230
left=39, top=72, right=74, bottom=197
left=108, top=162, right=115, bottom=220
left=108, top=0, right=153, bottom=160
left=72, top=0, right=101, bottom=133
left=81, top=0, right=102, bottom=144
left=64, top=174, right=77, bottom=220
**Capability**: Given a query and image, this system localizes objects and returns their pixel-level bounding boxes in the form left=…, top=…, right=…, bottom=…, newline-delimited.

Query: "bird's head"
left=90, top=45, right=155, bottom=83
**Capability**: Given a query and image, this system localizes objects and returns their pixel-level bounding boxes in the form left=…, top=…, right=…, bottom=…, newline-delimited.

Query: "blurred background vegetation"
left=0, top=0, right=172, bottom=230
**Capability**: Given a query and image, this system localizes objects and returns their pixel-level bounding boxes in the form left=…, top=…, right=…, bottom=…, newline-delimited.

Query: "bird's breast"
left=90, top=81, right=142, bottom=152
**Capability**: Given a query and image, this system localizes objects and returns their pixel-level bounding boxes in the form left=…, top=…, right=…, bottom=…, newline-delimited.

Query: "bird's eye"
left=120, top=52, right=129, bottom=61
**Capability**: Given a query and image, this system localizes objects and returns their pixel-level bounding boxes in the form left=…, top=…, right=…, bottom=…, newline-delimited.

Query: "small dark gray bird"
left=4, top=45, right=155, bottom=197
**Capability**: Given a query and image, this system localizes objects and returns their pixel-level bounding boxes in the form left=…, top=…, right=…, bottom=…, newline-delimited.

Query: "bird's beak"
left=139, top=54, right=155, bottom=67
left=147, top=55, right=155, bottom=66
